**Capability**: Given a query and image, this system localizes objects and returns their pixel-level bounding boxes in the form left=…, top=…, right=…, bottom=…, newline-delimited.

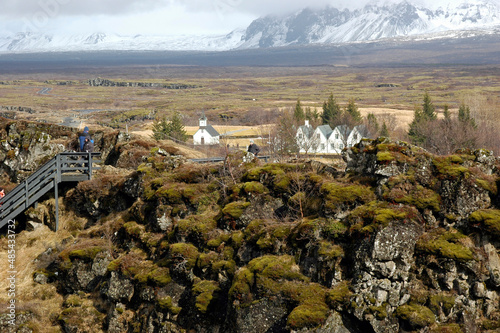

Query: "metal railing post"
left=88, top=152, right=92, bottom=179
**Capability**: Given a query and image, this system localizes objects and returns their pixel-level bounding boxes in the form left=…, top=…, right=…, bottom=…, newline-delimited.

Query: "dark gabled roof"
left=352, top=125, right=371, bottom=138
left=298, top=124, right=314, bottom=138
left=199, top=125, right=220, bottom=137
left=334, top=125, right=351, bottom=137
left=317, top=125, right=333, bottom=138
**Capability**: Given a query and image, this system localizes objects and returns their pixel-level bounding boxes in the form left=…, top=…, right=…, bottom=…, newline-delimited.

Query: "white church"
left=296, top=120, right=370, bottom=154
left=193, top=114, right=220, bottom=145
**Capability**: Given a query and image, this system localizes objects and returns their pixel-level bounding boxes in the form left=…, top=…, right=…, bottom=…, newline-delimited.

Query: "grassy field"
left=0, top=65, right=499, bottom=141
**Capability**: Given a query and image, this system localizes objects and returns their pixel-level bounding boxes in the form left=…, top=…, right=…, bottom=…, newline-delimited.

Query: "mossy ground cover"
left=469, top=209, right=500, bottom=236
left=347, top=201, right=416, bottom=235
left=416, top=228, right=474, bottom=261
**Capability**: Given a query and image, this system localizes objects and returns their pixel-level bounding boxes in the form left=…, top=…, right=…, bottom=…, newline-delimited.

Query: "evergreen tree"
left=443, top=104, right=451, bottom=121
left=294, top=98, right=305, bottom=122
left=366, top=113, right=379, bottom=134
left=305, top=107, right=312, bottom=121
left=321, top=93, right=341, bottom=125
left=151, top=112, right=187, bottom=142
left=345, top=98, right=362, bottom=123
left=380, top=122, right=389, bottom=137
left=151, top=116, right=170, bottom=141
left=458, top=102, right=476, bottom=127
left=422, top=91, right=437, bottom=121
left=169, top=111, right=188, bottom=142
left=408, top=92, right=437, bottom=145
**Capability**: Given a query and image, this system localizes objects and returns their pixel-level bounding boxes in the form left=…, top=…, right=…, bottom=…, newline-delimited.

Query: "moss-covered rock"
left=192, top=280, right=221, bottom=313
left=416, top=228, right=474, bottom=261
left=395, top=304, right=435, bottom=329
left=469, top=209, right=500, bottom=236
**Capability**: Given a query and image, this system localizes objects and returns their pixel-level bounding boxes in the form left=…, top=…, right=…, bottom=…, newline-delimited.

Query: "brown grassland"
left=1, top=65, right=499, bottom=140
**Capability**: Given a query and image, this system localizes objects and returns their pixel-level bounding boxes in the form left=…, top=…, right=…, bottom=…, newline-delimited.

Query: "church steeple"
left=199, top=111, right=207, bottom=127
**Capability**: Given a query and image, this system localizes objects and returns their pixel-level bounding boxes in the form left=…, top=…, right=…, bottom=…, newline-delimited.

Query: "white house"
left=347, top=125, right=370, bottom=148
left=310, top=125, right=333, bottom=153
left=296, top=120, right=369, bottom=154
left=193, top=114, right=220, bottom=145
left=296, top=120, right=314, bottom=153
left=327, top=125, right=351, bottom=154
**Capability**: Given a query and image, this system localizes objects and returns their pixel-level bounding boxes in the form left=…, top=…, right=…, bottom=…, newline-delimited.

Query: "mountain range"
left=0, top=0, right=499, bottom=53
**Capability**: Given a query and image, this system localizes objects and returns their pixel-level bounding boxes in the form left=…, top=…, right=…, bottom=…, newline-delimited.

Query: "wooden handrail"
left=0, top=152, right=101, bottom=231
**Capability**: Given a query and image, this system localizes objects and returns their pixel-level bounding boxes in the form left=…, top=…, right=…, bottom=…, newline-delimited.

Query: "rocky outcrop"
left=20, top=138, right=500, bottom=332
left=88, top=77, right=199, bottom=89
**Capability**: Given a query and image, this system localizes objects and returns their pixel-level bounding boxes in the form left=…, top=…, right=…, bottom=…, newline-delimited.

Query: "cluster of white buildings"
left=192, top=115, right=369, bottom=154
left=296, top=120, right=370, bottom=154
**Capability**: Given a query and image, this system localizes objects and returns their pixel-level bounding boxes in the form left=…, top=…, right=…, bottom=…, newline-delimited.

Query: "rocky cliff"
left=3, top=126, right=500, bottom=332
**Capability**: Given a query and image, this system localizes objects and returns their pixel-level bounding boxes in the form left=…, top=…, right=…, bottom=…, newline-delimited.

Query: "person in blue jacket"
left=79, top=126, right=93, bottom=152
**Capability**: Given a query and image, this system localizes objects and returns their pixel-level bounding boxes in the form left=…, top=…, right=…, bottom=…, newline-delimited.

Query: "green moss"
left=212, top=259, right=237, bottom=276
left=244, top=164, right=287, bottom=181
left=291, top=219, right=323, bottom=246
left=416, top=229, right=474, bottom=261
left=64, top=294, right=83, bottom=308
left=287, top=302, right=329, bottom=330
left=244, top=219, right=266, bottom=237
left=317, top=241, right=344, bottom=260
left=429, top=324, right=463, bottom=333
left=68, top=246, right=105, bottom=261
left=169, top=243, right=200, bottom=269
left=273, top=174, right=291, bottom=192
left=469, top=209, right=500, bottom=236
left=395, top=304, right=435, bottom=328
left=228, top=267, right=254, bottom=303
left=348, top=201, right=412, bottom=235
left=146, top=267, right=172, bottom=286
left=377, top=151, right=396, bottom=163
left=156, top=185, right=183, bottom=204
left=175, top=215, right=218, bottom=244
left=157, top=296, right=181, bottom=315
left=432, top=156, right=470, bottom=179
left=482, top=320, right=500, bottom=330
left=326, top=281, right=352, bottom=307
left=321, top=182, right=375, bottom=211
left=428, top=293, right=455, bottom=315
left=192, top=280, right=220, bottom=313
left=384, top=184, right=441, bottom=212
left=242, top=181, right=269, bottom=195
left=231, top=231, right=245, bottom=249
left=107, top=259, right=121, bottom=272
left=222, top=201, right=250, bottom=219
left=367, top=304, right=388, bottom=320
left=123, top=221, right=145, bottom=237
left=247, top=255, right=306, bottom=282
left=197, top=251, right=219, bottom=270
left=323, top=220, right=348, bottom=239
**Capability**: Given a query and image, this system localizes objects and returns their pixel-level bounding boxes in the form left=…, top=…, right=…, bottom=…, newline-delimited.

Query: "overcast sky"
left=0, top=0, right=458, bottom=36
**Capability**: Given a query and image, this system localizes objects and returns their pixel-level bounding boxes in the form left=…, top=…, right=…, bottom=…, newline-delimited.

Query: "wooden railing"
left=0, top=152, right=100, bottom=231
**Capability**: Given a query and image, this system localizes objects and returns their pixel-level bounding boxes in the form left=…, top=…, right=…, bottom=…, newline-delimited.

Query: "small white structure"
left=328, top=125, right=351, bottom=154
left=296, top=120, right=314, bottom=153
left=296, top=120, right=369, bottom=154
left=347, top=125, right=370, bottom=147
left=310, top=125, right=333, bottom=153
left=193, top=114, right=220, bottom=145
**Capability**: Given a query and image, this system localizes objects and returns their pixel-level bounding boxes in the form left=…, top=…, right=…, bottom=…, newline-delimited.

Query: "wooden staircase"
left=0, top=152, right=101, bottom=230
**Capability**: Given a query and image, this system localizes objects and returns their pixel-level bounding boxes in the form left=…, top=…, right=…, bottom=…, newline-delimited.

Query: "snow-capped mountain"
left=0, top=30, right=245, bottom=53
left=239, top=0, right=500, bottom=48
left=0, top=0, right=499, bottom=53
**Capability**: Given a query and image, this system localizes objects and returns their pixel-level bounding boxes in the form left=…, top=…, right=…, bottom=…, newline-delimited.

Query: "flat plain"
left=1, top=64, right=499, bottom=134
left=0, top=44, right=499, bottom=147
